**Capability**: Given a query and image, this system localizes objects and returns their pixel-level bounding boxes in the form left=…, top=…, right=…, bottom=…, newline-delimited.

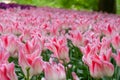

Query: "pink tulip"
left=67, top=30, right=83, bottom=47
left=20, top=37, right=42, bottom=56
left=107, top=24, right=112, bottom=35
left=99, top=48, right=112, bottom=62
left=102, top=61, right=114, bottom=77
left=24, top=39, right=38, bottom=54
left=0, top=65, right=9, bottom=80
left=0, top=63, right=17, bottom=80
left=19, top=28, right=32, bottom=43
left=44, top=62, right=66, bottom=80
left=18, top=50, right=44, bottom=78
left=30, top=56, right=44, bottom=75
left=5, top=63, right=18, bottom=80
left=72, top=72, right=79, bottom=80
left=99, top=49, right=114, bottom=77
left=89, top=54, right=104, bottom=78
left=46, top=36, right=69, bottom=63
left=82, top=44, right=98, bottom=66
left=100, top=37, right=111, bottom=54
left=18, top=50, right=30, bottom=77
left=32, top=34, right=46, bottom=50
left=112, top=50, right=120, bottom=67
left=83, top=46, right=114, bottom=78
left=87, top=54, right=114, bottom=78
left=11, top=22, right=22, bottom=36
left=0, top=47, right=9, bottom=64
left=102, top=24, right=116, bottom=38
left=111, top=34, right=120, bottom=50
left=1, top=34, right=18, bottom=57
left=90, top=60, right=103, bottom=78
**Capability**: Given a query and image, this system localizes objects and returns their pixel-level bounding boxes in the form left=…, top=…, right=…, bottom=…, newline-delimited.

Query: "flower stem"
left=102, top=76, right=111, bottom=80
left=117, top=66, right=120, bottom=80
left=25, top=67, right=30, bottom=80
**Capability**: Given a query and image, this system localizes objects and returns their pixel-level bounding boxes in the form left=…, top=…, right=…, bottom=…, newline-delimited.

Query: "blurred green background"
left=117, top=0, right=120, bottom=14
left=11, top=0, right=98, bottom=11
left=0, top=0, right=120, bottom=14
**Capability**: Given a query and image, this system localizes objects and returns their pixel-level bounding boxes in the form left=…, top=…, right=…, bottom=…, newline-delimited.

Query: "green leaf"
left=41, top=49, right=52, bottom=61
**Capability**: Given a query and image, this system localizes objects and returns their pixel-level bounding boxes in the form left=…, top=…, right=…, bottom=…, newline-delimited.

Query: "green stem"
left=102, top=76, right=111, bottom=80
left=117, top=66, right=120, bottom=80
left=25, top=67, right=30, bottom=80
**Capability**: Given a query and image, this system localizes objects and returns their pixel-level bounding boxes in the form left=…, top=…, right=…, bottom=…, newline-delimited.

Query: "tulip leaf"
left=41, top=49, right=53, bottom=61
left=66, top=40, right=94, bottom=80
left=8, top=57, right=25, bottom=80
left=110, top=43, right=117, bottom=53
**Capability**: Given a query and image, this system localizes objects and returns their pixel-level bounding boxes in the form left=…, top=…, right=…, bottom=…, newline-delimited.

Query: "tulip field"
left=0, top=3, right=120, bottom=80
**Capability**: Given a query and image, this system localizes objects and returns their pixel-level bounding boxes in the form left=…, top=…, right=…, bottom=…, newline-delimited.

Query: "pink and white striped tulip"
left=87, top=54, right=114, bottom=78
left=0, top=47, right=9, bottom=64
left=18, top=49, right=44, bottom=78
left=111, top=34, right=120, bottom=50
left=44, top=62, right=66, bottom=80
left=89, top=59, right=103, bottom=78
left=5, top=63, right=18, bottom=80
left=112, top=50, right=120, bottom=67
left=46, top=36, right=69, bottom=63
left=1, top=34, right=18, bottom=57
left=67, top=30, right=83, bottom=47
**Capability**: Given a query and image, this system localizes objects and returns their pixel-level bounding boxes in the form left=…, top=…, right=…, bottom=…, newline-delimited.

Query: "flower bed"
left=0, top=3, right=120, bottom=80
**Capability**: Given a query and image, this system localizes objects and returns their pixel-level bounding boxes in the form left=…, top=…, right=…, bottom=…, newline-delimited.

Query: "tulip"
left=19, top=29, right=32, bottom=43
left=24, top=40, right=36, bottom=54
left=103, top=24, right=115, bottom=38
left=67, top=30, right=83, bottom=47
left=99, top=48, right=112, bottom=62
left=100, top=37, right=111, bottom=54
left=84, top=53, right=114, bottom=78
left=0, top=47, right=9, bottom=64
left=0, top=63, right=17, bottom=80
left=44, top=62, right=66, bottom=80
left=0, top=65, right=9, bottom=80
left=30, top=57, right=44, bottom=75
left=18, top=50, right=44, bottom=78
left=19, top=37, right=42, bottom=56
left=82, top=44, right=98, bottom=66
left=72, top=72, right=79, bottom=80
left=83, top=43, right=114, bottom=78
left=11, top=22, right=22, bottom=36
left=6, top=63, right=18, bottom=80
left=44, top=63, right=58, bottom=80
left=89, top=55, right=104, bottom=78
left=1, top=34, right=18, bottom=57
left=112, top=50, right=120, bottom=67
left=32, top=34, right=46, bottom=50
left=111, top=34, right=120, bottom=50
left=102, top=61, right=114, bottom=77
left=99, top=50, right=114, bottom=77
left=46, top=36, right=69, bottom=63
